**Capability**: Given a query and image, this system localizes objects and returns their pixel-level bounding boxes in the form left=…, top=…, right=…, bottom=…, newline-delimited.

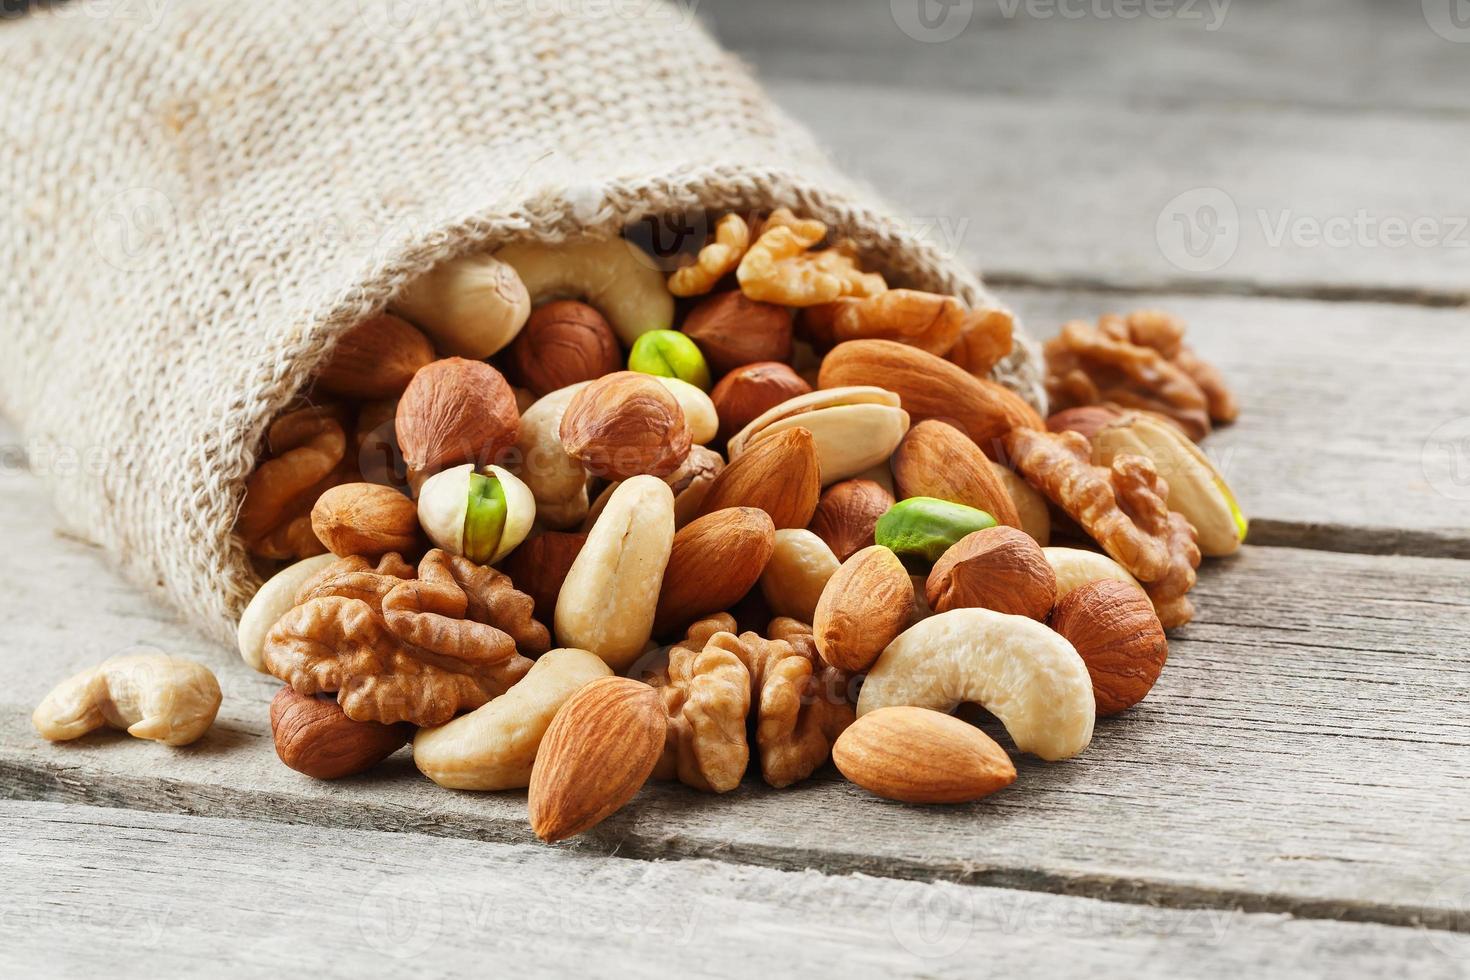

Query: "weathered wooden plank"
left=6, top=802, right=1465, bottom=979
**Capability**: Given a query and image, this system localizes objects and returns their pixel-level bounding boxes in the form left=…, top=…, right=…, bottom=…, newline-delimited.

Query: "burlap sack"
left=0, top=0, right=1043, bottom=648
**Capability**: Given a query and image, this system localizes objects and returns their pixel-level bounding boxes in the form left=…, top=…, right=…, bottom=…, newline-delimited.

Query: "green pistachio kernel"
left=875, top=497, right=998, bottom=568
left=628, top=329, right=711, bottom=391
left=463, top=472, right=508, bottom=564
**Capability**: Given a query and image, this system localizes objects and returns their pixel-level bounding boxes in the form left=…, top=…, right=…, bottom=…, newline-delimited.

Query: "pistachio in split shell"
left=727, top=385, right=910, bottom=486
left=875, top=497, right=997, bottom=568
left=628, top=329, right=712, bottom=391
left=417, top=463, right=535, bottom=564
left=391, top=253, right=531, bottom=359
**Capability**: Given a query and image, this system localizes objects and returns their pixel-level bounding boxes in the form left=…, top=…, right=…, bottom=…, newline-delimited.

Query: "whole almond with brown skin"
left=818, top=340, right=1043, bottom=458
left=315, top=314, right=435, bottom=400
left=396, top=358, right=520, bottom=480
left=926, top=526, right=1057, bottom=620
left=509, top=301, right=622, bottom=397
left=560, top=371, right=691, bottom=480
left=654, top=507, right=776, bottom=636
left=892, top=420, right=1022, bottom=529
left=528, top=676, right=666, bottom=842
left=809, top=479, right=893, bottom=562
left=501, top=531, right=587, bottom=624
left=681, top=290, right=794, bottom=375
left=813, top=545, right=915, bottom=672
left=1049, top=579, right=1168, bottom=716
left=270, top=687, right=412, bottom=780
left=710, top=361, right=812, bottom=443
left=310, top=483, right=420, bottom=557
left=834, top=706, right=1016, bottom=804
left=697, top=426, right=820, bottom=529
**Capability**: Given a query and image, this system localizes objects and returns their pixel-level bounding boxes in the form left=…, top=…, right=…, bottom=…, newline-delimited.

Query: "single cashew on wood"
left=857, top=608, right=1095, bottom=761
left=33, top=654, right=222, bottom=746
left=497, top=238, right=674, bottom=347
left=414, top=648, right=612, bottom=790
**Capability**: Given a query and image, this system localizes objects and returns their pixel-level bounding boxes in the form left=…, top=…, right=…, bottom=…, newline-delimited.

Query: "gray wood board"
left=6, top=802, right=1466, bottom=980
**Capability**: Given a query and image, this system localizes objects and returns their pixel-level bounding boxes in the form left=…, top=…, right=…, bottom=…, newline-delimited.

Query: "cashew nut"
left=1044, top=547, right=1140, bottom=601
left=237, top=553, right=339, bottom=672
left=759, top=529, right=840, bottom=623
left=496, top=239, right=674, bottom=347
left=729, top=386, right=910, bottom=485
left=414, top=648, right=611, bottom=790
left=391, top=253, right=531, bottom=359
left=33, top=654, right=223, bottom=746
left=555, top=475, right=676, bottom=670
left=857, top=609, right=1095, bottom=761
left=510, top=382, right=592, bottom=529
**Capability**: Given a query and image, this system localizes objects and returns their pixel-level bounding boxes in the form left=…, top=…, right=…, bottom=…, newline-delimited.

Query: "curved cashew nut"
left=496, top=239, right=674, bottom=347
left=857, top=609, right=1095, bottom=761
left=238, top=554, right=340, bottom=672
left=391, top=253, right=531, bottom=359
left=511, top=382, right=592, bottom=529
left=33, top=654, right=222, bottom=746
left=414, top=648, right=611, bottom=790
left=1043, top=547, right=1139, bottom=601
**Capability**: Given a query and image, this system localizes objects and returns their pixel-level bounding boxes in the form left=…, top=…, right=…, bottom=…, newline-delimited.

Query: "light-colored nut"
left=728, top=386, right=910, bottom=486
left=509, top=300, right=622, bottom=397
left=628, top=329, right=712, bottom=391
left=416, top=464, right=535, bottom=565
left=681, top=291, right=794, bottom=374
left=1043, top=547, right=1141, bottom=601
left=556, top=476, right=676, bottom=670
left=698, top=426, right=821, bottom=528
left=668, top=445, right=725, bottom=526
left=396, top=358, right=520, bottom=483
left=33, top=654, right=222, bottom=746
left=990, top=461, right=1051, bottom=546
left=809, top=478, right=894, bottom=562
left=560, top=372, right=691, bottom=480
left=497, top=238, right=674, bottom=347
left=414, top=648, right=612, bottom=790
left=833, top=706, right=1016, bottom=804
left=668, top=212, right=751, bottom=297
left=736, top=214, right=886, bottom=306
left=709, top=361, right=813, bottom=443
left=237, top=554, right=339, bottom=672
left=828, top=289, right=965, bottom=357
left=926, top=527, right=1057, bottom=619
left=527, top=676, right=667, bottom=842
left=315, top=314, right=435, bottom=399
left=874, top=497, right=998, bottom=567
left=1049, top=580, right=1168, bottom=716
left=510, top=382, right=592, bottom=529
left=891, top=420, right=1022, bottom=529
left=271, top=687, right=411, bottom=780
left=310, top=483, right=420, bottom=557
left=654, top=507, right=776, bottom=637
left=759, top=529, right=840, bottom=622
left=857, top=608, right=1095, bottom=761
left=652, top=376, right=718, bottom=445
left=501, top=532, right=587, bottom=624
left=391, top=253, right=531, bottom=359
left=813, top=545, right=915, bottom=672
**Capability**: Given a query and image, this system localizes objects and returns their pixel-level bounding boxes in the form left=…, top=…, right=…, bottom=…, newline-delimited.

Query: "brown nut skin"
left=500, top=531, right=587, bottom=624
left=310, top=483, right=420, bottom=557
left=1049, top=580, right=1168, bottom=716
left=814, top=545, right=915, bottom=672
left=926, top=526, right=1057, bottom=620
left=654, top=507, right=776, bottom=638
left=560, top=371, right=692, bottom=480
left=509, top=301, right=622, bottom=398
left=891, top=420, right=1023, bottom=530
left=809, top=479, right=894, bottom=562
left=315, top=314, right=435, bottom=400
left=680, top=290, right=794, bottom=375
left=697, top=426, right=821, bottom=529
left=710, top=361, right=813, bottom=443
left=1046, top=405, right=1126, bottom=442
left=396, top=358, right=521, bottom=480
left=270, top=687, right=412, bottom=780
left=834, top=706, right=1016, bottom=804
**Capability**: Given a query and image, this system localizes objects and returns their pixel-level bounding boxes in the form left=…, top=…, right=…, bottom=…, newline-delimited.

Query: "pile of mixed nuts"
left=32, top=209, right=1243, bottom=842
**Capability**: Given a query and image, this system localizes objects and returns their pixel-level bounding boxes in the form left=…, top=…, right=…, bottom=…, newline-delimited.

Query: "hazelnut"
left=560, top=371, right=691, bottom=480
left=709, top=362, right=812, bottom=443
left=681, top=290, right=793, bottom=375
left=1048, top=580, right=1168, bottom=716
left=391, top=253, right=531, bottom=359
left=315, top=314, right=435, bottom=400
left=509, top=301, right=621, bottom=397
left=396, top=358, right=521, bottom=484
left=310, top=483, right=420, bottom=557
left=271, top=687, right=412, bottom=780
left=925, top=526, right=1057, bottom=619
left=809, top=479, right=894, bottom=562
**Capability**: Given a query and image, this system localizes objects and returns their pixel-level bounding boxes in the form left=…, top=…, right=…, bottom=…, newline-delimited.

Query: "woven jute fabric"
left=0, top=0, right=1043, bottom=647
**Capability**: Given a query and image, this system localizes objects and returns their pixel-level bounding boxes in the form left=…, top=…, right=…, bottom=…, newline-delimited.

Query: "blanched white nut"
left=857, top=609, right=1095, bottom=761
left=417, top=464, right=535, bottom=565
left=990, top=461, right=1050, bottom=547
left=760, top=529, right=840, bottom=623
left=1044, top=547, right=1140, bottom=601
left=237, top=554, right=338, bottom=672
left=496, top=239, right=674, bottom=347
left=391, top=254, right=531, bottom=359
left=653, top=376, right=718, bottom=445
left=33, top=654, right=223, bottom=746
left=555, top=475, right=676, bottom=670
left=729, top=387, right=910, bottom=486
left=413, top=648, right=611, bottom=790
left=511, top=382, right=591, bottom=529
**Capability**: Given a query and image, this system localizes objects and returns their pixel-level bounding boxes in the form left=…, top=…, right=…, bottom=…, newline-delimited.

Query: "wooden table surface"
left=3, top=1, right=1468, bottom=976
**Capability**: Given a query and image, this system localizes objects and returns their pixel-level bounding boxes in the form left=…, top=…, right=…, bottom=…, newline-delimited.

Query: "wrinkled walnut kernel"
left=237, top=406, right=352, bottom=559
left=668, top=213, right=753, bottom=297
left=737, top=211, right=885, bottom=307
left=646, top=614, right=752, bottom=793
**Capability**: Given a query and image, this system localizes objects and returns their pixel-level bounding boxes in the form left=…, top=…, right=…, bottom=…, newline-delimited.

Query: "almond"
left=813, top=545, right=915, bottom=672
left=1049, top=579, right=1168, bottom=716
left=818, top=339, right=1043, bottom=458
left=315, top=314, right=435, bottom=400
left=809, top=479, right=894, bottom=562
left=891, top=420, right=1022, bottom=529
left=926, top=526, right=1056, bottom=620
left=697, top=426, right=820, bottom=529
left=396, top=357, right=521, bottom=482
left=528, top=676, right=666, bottom=842
left=654, top=507, right=776, bottom=637
left=560, top=371, right=691, bottom=480
left=309, top=482, right=420, bottom=557
left=270, top=687, right=412, bottom=780
left=833, top=706, right=1016, bottom=804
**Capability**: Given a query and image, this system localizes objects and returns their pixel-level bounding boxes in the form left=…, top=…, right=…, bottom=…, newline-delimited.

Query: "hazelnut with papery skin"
left=509, top=301, right=622, bottom=397
left=709, top=361, right=812, bottom=443
left=681, top=291, right=793, bottom=375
